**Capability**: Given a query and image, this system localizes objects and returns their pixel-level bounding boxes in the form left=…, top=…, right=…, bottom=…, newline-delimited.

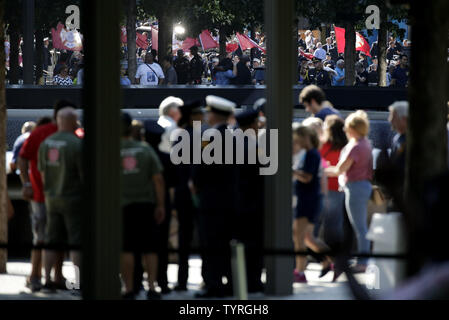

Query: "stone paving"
left=0, top=257, right=374, bottom=300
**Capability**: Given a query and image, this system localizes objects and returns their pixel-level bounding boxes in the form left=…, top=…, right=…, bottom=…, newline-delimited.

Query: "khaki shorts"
left=30, top=201, right=47, bottom=245
left=45, top=198, right=82, bottom=248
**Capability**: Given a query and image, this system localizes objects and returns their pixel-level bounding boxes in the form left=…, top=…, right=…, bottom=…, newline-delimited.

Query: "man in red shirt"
left=18, top=100, right=77, bottom=292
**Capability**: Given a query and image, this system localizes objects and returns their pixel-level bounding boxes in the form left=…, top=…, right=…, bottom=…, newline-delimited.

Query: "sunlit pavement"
left=0, top=257, right=373, bottom=300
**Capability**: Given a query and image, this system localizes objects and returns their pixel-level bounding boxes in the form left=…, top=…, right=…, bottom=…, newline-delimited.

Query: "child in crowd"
left=292, top=125, right=327, bottom=283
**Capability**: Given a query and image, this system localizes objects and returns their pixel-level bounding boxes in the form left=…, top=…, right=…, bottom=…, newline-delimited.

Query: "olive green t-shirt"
left=121, top=139, right=163, bottom=207
left=38, top=131, right=83, bottom=202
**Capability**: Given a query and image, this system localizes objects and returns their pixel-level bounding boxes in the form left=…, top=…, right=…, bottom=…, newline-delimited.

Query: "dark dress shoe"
left=159, top=285, right=172, bottom=295
left=332, top=268, right=344, bottom=282
left=195, top=288, right=224, bottom=299
left=147, top=290, right=162, bottom=300
left=122, top=291, right=135, bottom=300
left=319, top=264, right=333, bottom=278
left=174, top=285, right=188, bottom=292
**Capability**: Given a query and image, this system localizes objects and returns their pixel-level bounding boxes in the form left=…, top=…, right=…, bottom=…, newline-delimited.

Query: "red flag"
left=151, top=28, right=158, bottom=51
left=199, top=30, right=218, bottom=51
left=356, top=32, right=371, bottom=57
left=299, top=48, right=314, bottom=60
left=121, top=26, right=150, bottom=50
left=51, top=22, right=83, bottom=51
left=334, top=26, right=346, bottom=54
left=236, top=33, right=266, bottom=53
left=182, top=37, right=201, bottom=52
left=334, top=26, right=371, bottom=57
left=226, top=42, right=239, bottom=53
left=136, top=32, right=148, bottom=49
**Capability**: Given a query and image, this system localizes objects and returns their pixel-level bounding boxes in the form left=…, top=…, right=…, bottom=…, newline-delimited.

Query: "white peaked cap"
left=205, top=95, right=236, bottom=114
left=253, top=98, right=266, bottom=111
left=159, top=96, right=184, bottom=116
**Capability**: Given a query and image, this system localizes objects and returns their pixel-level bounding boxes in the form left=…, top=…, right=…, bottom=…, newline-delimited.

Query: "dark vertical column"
left=405, top=0, right=449, bottom=277
left=23, top=0, right=35, bottom=84
left=264, top=0, right=294, bottom=296
left=81, top=0, right=122, bottom=299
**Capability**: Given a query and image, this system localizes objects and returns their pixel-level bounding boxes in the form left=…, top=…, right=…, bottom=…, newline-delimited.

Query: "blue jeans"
left=344, top=180, right=372, bottom=264
left=320, top=191, right=345, bottom=247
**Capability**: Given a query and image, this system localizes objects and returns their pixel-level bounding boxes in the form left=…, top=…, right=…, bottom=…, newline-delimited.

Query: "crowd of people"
left=298, top=30, right=410, bottom=87
left=8, top=81, right=423, bottom=299
left=11, top=27, right=414, bottom=89
left=11, top=94, right=266, bottom=299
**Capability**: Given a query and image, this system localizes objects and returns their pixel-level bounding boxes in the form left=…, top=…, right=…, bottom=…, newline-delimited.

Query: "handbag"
left=371, top=185, right=386, bottom=206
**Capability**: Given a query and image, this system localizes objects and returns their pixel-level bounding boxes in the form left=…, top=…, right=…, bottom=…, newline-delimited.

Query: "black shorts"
left=122, top=202, right=159, bottom=253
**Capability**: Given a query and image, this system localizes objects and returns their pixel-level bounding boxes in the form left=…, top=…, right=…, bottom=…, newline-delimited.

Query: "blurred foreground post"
left=405, top=0, right=449, bottom=276
left=264, top=0, right=295, bottom=295
left=0, top=0, right=7, bottom=274
left=81, top=0, right=122, bottom=299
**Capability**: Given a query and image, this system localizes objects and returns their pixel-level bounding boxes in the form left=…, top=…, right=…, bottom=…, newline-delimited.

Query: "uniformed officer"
left=173, top=101, right=204, bottom=291
left=305, top=57, right=331, bottom=87
left=235, top=109, right=265, bottom=293
left=120, top=113, right=166, bottom=300
left=156, top=97, right=183, bottom=294
left=192, top=95, right=238, bottom=298
left=38, top=107, right=83, bottom=290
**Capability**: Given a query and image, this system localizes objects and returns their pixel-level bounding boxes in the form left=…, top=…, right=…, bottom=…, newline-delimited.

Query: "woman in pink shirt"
left=325, top=110, right=373, bottom=274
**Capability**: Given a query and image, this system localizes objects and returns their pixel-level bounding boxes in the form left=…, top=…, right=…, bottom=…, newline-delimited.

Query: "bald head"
left=57, top=107, right=78, bottom=132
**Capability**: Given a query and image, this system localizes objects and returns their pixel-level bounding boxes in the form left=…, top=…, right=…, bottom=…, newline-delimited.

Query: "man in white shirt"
left=157, top=96, right=183, bottom=154
left=135, top=52, right=165, bottom=85
left=313, top=43, right=327, bottom=61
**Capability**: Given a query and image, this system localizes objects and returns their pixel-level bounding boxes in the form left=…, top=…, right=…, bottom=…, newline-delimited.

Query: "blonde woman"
left=325, top=110, right=373, bottom=273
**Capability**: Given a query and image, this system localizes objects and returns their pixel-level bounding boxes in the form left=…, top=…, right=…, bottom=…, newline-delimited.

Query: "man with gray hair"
left=389, top=101, right=408, bottom=165
left=157, top=96, right=183, bottom=154
left=386, top=101, right=409, bottom=210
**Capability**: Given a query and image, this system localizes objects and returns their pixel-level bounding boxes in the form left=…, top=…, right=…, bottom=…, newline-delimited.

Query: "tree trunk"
left=405, top=0, right=449, bottom=277
left=0, top=0, right=8, bottom=274
left=126, top=0, right=137, bottom=81
left=9, top=26, right=20, bottom=84
left=35, top=28, right=44, bottom=84
left=157, top=12, right=172, bottom=61
left=219, top=27, right=227, bottom=60
left=377, top=7, right=387, bottom=87
left=344, top=22, right=356, bottom=86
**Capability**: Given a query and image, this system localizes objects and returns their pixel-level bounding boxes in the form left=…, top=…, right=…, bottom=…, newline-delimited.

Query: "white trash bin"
left=365, top=212, right=406, bottom=293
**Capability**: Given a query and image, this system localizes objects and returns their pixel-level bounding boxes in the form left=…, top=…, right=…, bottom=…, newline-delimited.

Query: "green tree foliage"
left=139, top=0, right=264, bottom=58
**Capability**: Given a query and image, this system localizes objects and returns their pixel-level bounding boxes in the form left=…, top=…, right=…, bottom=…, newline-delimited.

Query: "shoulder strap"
left=146, top=63, right=161, bottom=79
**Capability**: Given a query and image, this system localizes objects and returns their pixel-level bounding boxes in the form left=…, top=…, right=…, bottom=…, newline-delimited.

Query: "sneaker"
left=147, top=290, right=162, bottom=300
left=25, top=277, right=43, bottom=292
left=293, top=270, right=307, bottom=283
